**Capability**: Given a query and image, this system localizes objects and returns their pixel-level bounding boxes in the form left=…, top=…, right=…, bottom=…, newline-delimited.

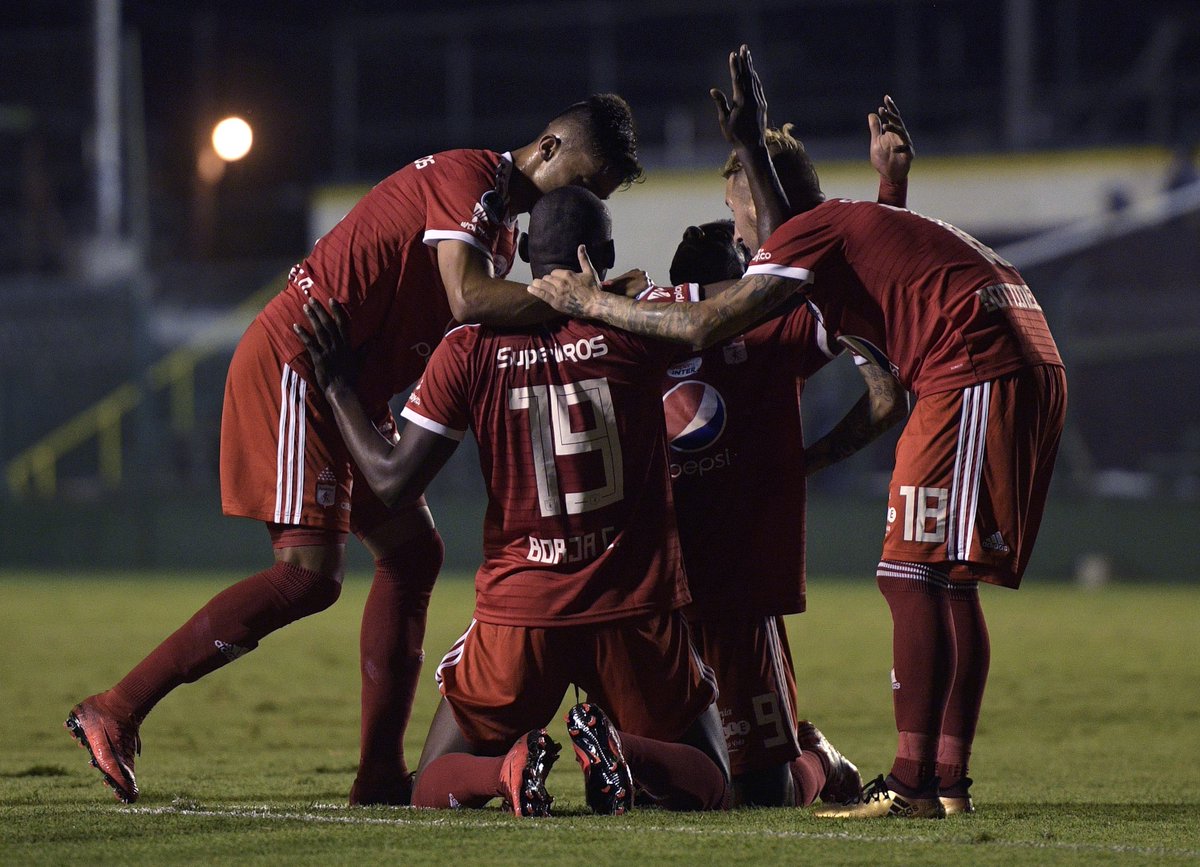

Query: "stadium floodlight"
left=211, top=116, right=253, bottom=162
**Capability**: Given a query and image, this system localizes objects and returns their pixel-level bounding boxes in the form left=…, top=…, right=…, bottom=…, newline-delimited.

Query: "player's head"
left=519, top=185, right=615, bottom=281
left=668, top=220, right=747, bottom=286
left=721, top=123, right=825, bottom=250
left=527, top=94, right=644, bottom=200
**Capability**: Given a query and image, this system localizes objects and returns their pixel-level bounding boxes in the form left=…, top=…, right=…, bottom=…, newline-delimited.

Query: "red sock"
left=617, top=730, right=728, bottom=811
left=357, top=530, right=444, bottom=782
left=789, top=751, right=827, bottom=806
left=106, top=561, right=339, bottom=720
left=876, top=561, right=956, bottom=794
left=411, top=753, right=504, bottom=809
left=938, top=582, right=990, bottom=792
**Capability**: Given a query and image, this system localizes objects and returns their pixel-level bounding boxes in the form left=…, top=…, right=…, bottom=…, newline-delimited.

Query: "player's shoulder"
left=413, top=148, right=502, bottom=180
left=425, top=322, right=482, bottom=364
left=441, top=321, right=483, bottom=347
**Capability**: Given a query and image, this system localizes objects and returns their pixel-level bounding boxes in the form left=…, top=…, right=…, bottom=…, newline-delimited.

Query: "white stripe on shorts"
left=947, top=381, right=990, bottom=562
left=274, top=364, right=307, bottom=524
left=434, top=619, right=477, bottom=689
left=763, top=617, right=800, bottom=751
left=677, top=612, right=720, bottom=702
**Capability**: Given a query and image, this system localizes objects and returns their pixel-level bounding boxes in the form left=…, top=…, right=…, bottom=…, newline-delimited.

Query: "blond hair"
left=721, top=123, right=823, bottom=211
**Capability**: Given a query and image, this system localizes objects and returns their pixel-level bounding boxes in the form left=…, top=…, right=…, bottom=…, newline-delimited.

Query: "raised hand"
left=869, top=95, right=915, bottom=185
left=526, top=245, right=605, bottom=318
left=710, top=44, right=768, bottom=151
left=293, top=298, right=357, bottom=392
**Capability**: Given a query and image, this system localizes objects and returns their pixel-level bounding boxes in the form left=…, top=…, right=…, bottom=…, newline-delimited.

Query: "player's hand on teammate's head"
left=710, top=43, right=768, bottom=150
left=527, top=245, right=606, bottom=318
left=869, top=95, right=915, bottom=184
left=292, top=298, right=357, bottom=393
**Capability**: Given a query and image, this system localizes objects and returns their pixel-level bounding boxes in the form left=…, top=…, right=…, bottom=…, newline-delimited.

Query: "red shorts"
left=688, top=615, right=801, bottom=777
left=882, top=365, right=1067, bottom=587
left=219, top=318, right=400, bottom=535
left=435, top=612, right=718, bottom=753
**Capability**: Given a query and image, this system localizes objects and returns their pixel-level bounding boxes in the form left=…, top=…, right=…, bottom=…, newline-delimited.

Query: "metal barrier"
left=5, top=278, right=281, bottom=498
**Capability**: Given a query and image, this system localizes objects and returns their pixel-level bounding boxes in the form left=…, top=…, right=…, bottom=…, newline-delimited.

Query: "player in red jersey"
left=661, top=215, right=906, bottom=809
left=531, top=47, right=1066, bottom=819
left=293, top=184, right=825, bottom=815
left=64, top=95, right=644, bottom=807
left=623, top=85, right=911, bottom=808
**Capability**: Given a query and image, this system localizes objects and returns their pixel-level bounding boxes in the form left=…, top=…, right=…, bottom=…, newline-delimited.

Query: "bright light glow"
left=212, top=116, right=253, bottom=161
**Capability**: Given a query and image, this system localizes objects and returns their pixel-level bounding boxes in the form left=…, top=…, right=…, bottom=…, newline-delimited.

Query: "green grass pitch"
left=2, top=571, right=1198, bottom=865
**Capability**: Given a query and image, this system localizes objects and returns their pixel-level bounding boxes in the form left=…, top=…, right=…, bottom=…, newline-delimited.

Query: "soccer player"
left=295, top=184, right=814, bottom=815
left=633, top=86, right=912, bottom=808
left=531, top=47, right=1067, bottom=820
left=64, top=95, right=644, bottom=806
left=661, top=215, right=906, bottom=810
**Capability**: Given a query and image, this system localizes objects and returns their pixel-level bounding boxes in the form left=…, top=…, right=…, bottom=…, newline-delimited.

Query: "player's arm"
left=803, top=357, right=907, bottom=476
left=869, top=95, right=914, bottom=208
left=437, top=239, right=559, bottom=327
left=293, top=299, right=459, bottom=507
left=711, top=44, right=790, bottom=241
left=528, top=246, right=801, bottom=350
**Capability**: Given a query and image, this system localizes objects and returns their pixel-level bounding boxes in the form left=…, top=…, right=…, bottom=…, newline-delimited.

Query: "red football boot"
left=498, top=729, right=560, bottom=817
left=65, top=694, right=142, bottom=804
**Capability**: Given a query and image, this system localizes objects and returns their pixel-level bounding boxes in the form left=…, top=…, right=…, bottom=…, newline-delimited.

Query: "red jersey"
left=399, top=319, right=690, bottom=628
left=256, top=149, right=520, bottom=409
left=746, top=199, right=1063, bottom=397
left=642, top=283, right=838, bottom=618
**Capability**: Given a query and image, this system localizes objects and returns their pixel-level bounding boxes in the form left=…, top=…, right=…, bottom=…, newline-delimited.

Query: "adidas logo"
left=214, top=640, right=249, bottom=662
left=981, top=531, right=1010, bottom=553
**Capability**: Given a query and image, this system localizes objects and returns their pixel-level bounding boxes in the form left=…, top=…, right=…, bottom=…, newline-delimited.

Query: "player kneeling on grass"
left=294, top=186, right=809, bottom=816
left=662, top=219, right=904, bottom=809
left=533, top=46, right=1067, bottom=820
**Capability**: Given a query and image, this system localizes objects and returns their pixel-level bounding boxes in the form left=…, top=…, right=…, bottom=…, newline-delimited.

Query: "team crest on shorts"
left=722, top=339, right=748, bottom=365
left=662, top=380, right=727, bottom=453
left=316, top=466, right=337, bottom=507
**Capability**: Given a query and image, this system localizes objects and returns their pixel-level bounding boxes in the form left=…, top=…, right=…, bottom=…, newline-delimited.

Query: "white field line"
left=128, top=803, right=1200, bottom=859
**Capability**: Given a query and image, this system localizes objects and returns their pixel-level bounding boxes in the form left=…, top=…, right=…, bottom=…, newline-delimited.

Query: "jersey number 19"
left=509, top=377, right=625, bottom=517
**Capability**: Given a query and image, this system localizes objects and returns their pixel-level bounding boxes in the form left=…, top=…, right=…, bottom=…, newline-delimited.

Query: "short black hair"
left=553, top=93, right=644, bottom=189
left=524, top=186, right=614, bottom=279
left=669, top=220, right=746, bottom=286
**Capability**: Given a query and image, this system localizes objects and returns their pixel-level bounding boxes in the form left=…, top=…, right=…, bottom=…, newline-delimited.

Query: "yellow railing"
left=5, top=276, right=284, bottom=498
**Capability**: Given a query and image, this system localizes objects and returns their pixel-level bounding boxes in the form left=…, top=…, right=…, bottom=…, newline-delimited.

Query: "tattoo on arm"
left=586, top=274, right=797, bottom=348
left=805, top=362, right=907, bottom=475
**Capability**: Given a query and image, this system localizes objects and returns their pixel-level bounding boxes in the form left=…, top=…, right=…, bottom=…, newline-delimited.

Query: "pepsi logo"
left=662, top=381, right=727, bottom=453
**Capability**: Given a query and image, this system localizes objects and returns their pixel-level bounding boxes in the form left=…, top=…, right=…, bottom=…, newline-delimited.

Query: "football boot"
left=939, top=776, right=976, bottom=815
left=797, top=720, right=863, bottom=803
left=815, top=774, right=946, bottom=819
left=349, top=770, right=415, bottom=807
left=565, top=702, right=634, bottom=815
left=65, top=694, right=142, bottom=804
left=498, top=729, right=560, bottom=817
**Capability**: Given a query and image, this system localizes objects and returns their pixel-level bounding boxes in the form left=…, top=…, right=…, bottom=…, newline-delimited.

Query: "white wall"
left=310, top=146, right=1177, bottom=285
